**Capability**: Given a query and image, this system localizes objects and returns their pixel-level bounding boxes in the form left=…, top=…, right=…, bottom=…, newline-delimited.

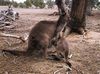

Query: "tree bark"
left=55, top=0, right=87, bottom=36
left=52, top=0, right=87, bottom=46
left=67, top=0, right=87, bottom=34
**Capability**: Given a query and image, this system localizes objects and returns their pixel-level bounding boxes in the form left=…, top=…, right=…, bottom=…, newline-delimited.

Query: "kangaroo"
left=56, top=33, right=72, bottom=67
left=27, top=21, right=57, bottom=58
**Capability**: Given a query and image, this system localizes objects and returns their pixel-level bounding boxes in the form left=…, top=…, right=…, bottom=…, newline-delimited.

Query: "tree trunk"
left=55, top=0, right=87, bottom=36
left=66, top=0, right=87, bottom=34
left=52, top=0, right=87, bottom=46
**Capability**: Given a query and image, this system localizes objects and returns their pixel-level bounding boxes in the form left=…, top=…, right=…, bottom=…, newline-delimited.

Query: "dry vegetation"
left=0, top=7, right=100, bottom=74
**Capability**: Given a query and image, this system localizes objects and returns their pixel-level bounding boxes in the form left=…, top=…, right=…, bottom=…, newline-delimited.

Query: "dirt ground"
left=0, top=7, right=100, bottom=74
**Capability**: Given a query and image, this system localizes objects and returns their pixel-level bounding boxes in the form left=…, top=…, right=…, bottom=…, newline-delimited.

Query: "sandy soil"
left=0, top=7, right=100, bottom=74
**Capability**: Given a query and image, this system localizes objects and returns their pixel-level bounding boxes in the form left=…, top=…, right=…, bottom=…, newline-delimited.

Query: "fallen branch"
left=0, top=22, right=12, bottom=30
left=1, top=13, right=14, bottom=21
left=0, top=24, right=6, bottom=28
left=0, top=33, right=26, bottom=42
left=0, top=25, right=15, bottom=31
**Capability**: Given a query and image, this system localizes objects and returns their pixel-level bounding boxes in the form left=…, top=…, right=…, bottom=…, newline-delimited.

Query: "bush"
left=33, top=0, right=45, bottom=8
left=13, top=2, right=18, bottom=8
left=24, top=0, right=32, bottom=8
left=19, top=3, right=26, bottom=8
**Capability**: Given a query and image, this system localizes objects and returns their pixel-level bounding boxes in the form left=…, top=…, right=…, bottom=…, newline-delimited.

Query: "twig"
left=68, top=54, right=73, bottom=59
left=24, top=33, right=29, bottom=41
left=54, top=68, right=63, bottom=74
left=54, top=65, right=72, bottom=74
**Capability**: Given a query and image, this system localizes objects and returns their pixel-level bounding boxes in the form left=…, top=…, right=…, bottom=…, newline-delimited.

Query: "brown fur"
left=56, top=37, right=69, bottom=60
left=27, top=21, right=57, bottom=58
left=56, top=36, right=71, bottom=67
